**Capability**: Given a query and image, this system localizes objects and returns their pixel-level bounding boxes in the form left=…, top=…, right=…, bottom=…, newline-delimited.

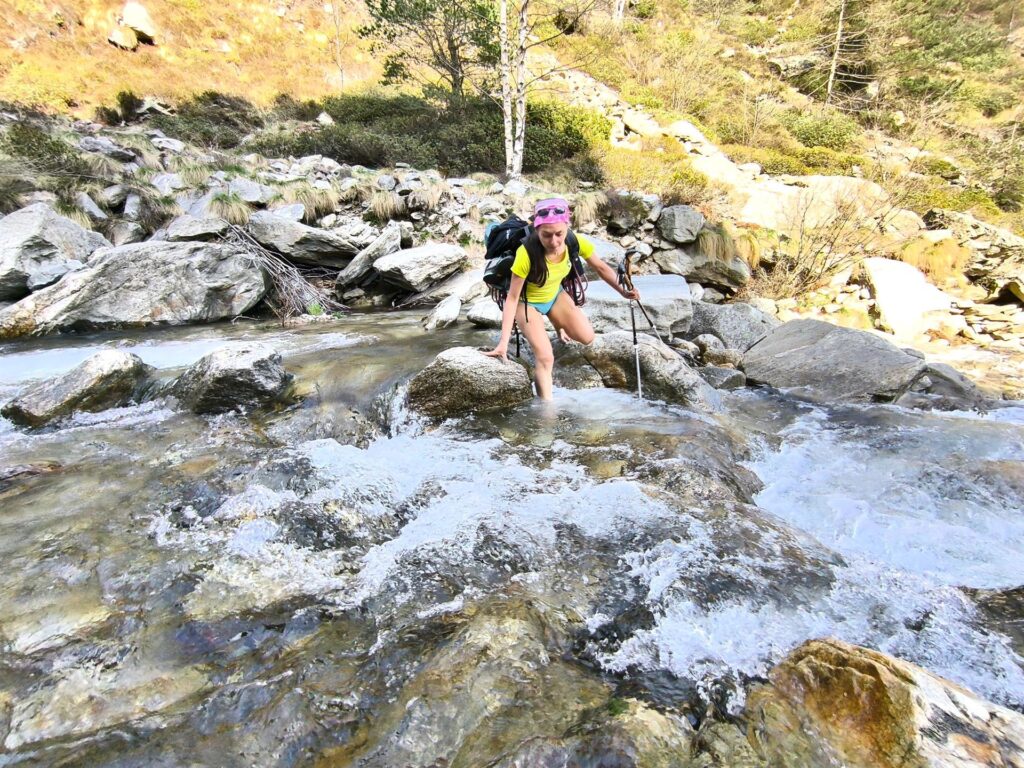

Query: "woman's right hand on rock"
left=483, top=344, right=509, bottom=362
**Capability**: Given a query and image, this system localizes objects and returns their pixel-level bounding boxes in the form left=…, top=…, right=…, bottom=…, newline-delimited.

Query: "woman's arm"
left=588, top=255, right=639, bottom=301
left=483, top=274, right=527, bottom=361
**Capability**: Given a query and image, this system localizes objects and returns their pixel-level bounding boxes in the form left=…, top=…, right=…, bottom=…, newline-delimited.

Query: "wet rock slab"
left=743, top=319, right=927, bottom=403
left=1, top=350, right=152, bottom=427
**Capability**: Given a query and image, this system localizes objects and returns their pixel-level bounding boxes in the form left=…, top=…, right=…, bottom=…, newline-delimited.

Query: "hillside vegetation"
left=0, top=0, right=1021, bottom=236
left=0, top=0, right=378, bottom=109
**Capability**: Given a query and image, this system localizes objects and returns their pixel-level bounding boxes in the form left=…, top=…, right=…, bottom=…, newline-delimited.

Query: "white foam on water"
left=746, top=405, right=1024, bottom=589
left=600, top=549, right=1024, bottom=712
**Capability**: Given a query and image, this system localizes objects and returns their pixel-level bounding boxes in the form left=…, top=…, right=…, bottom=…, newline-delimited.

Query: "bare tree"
left=497, top=0, right=599, bottom=178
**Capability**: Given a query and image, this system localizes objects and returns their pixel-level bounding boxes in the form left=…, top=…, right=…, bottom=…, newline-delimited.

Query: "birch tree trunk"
left=500, top=0, right=514, bottom=175
left=612, top=0, right=627, bottom=24
left=509, top=0, right=529, bottom=179
left=825, top=0, right=846, bottom=106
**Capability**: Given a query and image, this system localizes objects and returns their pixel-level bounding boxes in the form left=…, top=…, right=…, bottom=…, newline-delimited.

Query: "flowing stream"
left=1, top=310, right=1022, bottom=766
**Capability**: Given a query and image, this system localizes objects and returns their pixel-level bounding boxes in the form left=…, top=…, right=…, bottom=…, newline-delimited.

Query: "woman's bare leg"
left=547, top=292, right=595, bottom=345
left=515, top=303, right=556, bottom=399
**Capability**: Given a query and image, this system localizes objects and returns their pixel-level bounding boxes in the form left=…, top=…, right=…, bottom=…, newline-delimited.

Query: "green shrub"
left=253, top=96, right=607, bottom=176
left=320, top=92, right=434, bottom=124
left=795, top=146, right=864, bottom=174
left=896, top=74, right=957, bottom=101
left=271, top=94, right=322, bottom=122
left=960, top=84, right=1017, bottom=118
left=633, top=0, right=657, bottom=19
left=917, top=155, right=960, bottom=180
left=778, top=109, right=859, bottom=151
left=0, top=123, right=90, bottom=179
left=900, top=177, right=1001, bottom=217
left=152, top=91, right=264, bottom=149
left=722, top=144, right=810, bottom=175
left=736, top=18, right=774, bottom=46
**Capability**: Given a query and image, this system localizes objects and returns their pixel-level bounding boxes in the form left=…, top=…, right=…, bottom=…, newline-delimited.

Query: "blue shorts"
left=527, top=287, right=562, bottom=316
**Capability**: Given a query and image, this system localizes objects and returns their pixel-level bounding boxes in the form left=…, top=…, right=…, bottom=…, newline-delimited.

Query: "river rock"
left=405, top=266, right=486, bottom=306
left=407, top=346, right=533, bottom=417
left=688, top=301, right=780, bottom=351
left=584, top=274, right=692, bottom=340
left=657, top=205, right=706, bottom=245
left=248, top=211, right=361, bottom=268
left=1, top=350, right=152, bottom=428
left=862, top=256, right=955, bottom=339
left=0, top=203, right=110, bottom=300
left=467, top=299, right=503, bottom=328
left=0, top=241, right=266, bottom=339
left=743, top=319, right=927, bottom=403
left=77, top=136, right=136, bottom=162
left=166, top=214, right=230, bottom=242
left=493, top=698, right=697, bottom=767
left=581, top=332, right=722, bottom=411
left=422, top=294, right=461, bottom=330
left=745, top=638, right=1024, bottom=768
left=169, top=345, right=293, bottom=414
left=653, top=248, right=751, bottom=294
left=703, top=347, right=743, bottom=367
left=698, top=365, right=746, bottom=390
left=373, top=243, right=469, bottom=293
left=109, top=221, right=146, bottom=246
left=335, top=221, right=402, bottom=289
left=229, top=178, right=276, bottom=205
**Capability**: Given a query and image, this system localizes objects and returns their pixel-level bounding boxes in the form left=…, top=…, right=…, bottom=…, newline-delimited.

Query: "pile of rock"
left=924, top=208, right=1024, bottom=302
left=956, top=299, right=1024, bottom=345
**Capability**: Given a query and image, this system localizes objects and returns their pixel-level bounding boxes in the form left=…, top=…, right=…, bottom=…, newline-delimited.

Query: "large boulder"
left=373, top=243, right=469, bottom=293
left=0, top=241, right=266, bottom=339
left=737, top=176, right=889, bottom=234
left=335, top=221, right=401, bottom=289
left=657, top=205, right=706, bottom=245
left=166, top=214, right=230, bottom=242
left=861, top=256, right=956, bottom=339
left=581, top=332, right=722, bottom=411
left=743, top=319, right=927, bottom=403
left=407, top=347, right=533, bottom=418
left=653, top=247, right=751, bottom=294
left=1, top=350, right=152, bottom=428
left=422, top=295, right=461, bottom=331
left=467, top=299, right=503, bottom=328
left=583, top=274, right=693, bottom=340
left=121, top=1, right=157, bottom=42
left=688, top=301, right=781, bottom=351
left=169, top=345, right=293, bottom=414
left=247, top=211, right=364, bottom=268
left=746, top=638, right=1024, bottom=768
left=0, top=204, right=110, bottom=300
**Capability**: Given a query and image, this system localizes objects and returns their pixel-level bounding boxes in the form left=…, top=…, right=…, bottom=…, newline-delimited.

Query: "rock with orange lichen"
left=745, top=638, right=1024, bottom=768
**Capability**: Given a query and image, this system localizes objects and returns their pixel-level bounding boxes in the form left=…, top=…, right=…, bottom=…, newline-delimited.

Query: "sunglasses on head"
left=535, top=206, right=567, bottom=217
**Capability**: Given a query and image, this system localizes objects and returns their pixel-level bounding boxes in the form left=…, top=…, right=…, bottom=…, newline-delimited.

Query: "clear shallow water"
left=1, top=312, right=1023, bottom=762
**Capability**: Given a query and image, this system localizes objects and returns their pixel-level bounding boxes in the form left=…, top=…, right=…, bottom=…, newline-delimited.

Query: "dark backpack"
left=483, top=216, right=588, bottom=309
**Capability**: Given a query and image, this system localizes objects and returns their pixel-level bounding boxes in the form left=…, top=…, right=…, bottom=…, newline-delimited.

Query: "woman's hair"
left=523, top=231, right=549, bottom=287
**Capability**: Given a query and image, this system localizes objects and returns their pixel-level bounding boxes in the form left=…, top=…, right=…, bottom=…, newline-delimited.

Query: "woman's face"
left=537, top=223, right=568, bottom=255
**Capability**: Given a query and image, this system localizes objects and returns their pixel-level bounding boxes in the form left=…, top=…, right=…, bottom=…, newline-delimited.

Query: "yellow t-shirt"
left=511, top=234, right=595, bottom=304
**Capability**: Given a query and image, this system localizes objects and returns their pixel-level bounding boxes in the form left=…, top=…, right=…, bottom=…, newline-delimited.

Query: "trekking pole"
left=617, top=251, right=664, bottom=343
left=617, top=253, right=644, bottom=399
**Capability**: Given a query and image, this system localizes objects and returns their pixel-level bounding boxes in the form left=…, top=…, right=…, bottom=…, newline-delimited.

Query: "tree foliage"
left=360, top=0, right=500, bottom=109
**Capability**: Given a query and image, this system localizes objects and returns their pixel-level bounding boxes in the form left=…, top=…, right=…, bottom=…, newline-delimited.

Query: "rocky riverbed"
left=1, top=311, right=1023, bottom=766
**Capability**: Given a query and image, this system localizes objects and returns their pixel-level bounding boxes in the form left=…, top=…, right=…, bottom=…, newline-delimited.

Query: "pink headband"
left=533, top=198, right=571, bottom=226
